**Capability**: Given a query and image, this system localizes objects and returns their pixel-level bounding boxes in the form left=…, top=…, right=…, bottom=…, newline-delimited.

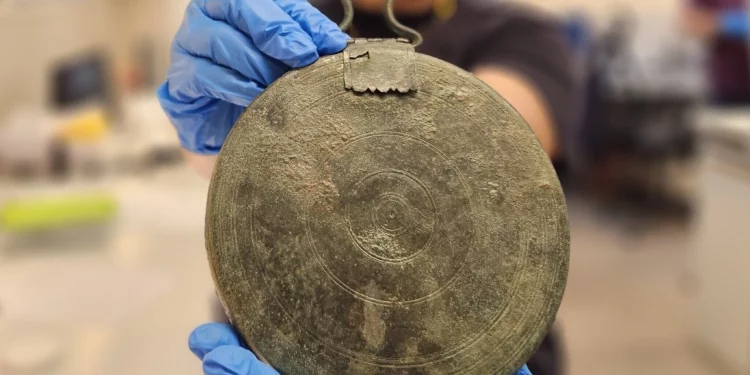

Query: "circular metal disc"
left=206, top=51, right=569, bottom=375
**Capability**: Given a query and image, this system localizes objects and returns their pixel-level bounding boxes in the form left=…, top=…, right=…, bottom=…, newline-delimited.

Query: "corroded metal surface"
left=343, top=39, right=417, bottom=93
left=206, top=40, right=569, bottom=375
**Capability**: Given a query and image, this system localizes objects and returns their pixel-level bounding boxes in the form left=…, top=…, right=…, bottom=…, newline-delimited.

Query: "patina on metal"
left=205, top=0, right=570, bottom=374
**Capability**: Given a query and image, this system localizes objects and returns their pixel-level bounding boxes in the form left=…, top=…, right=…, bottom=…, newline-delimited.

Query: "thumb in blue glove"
left=189, top=323, right=278, bottom=375
left=189, top=323, right=534, bottom=375
left=157, top=0, right=349, bottom=155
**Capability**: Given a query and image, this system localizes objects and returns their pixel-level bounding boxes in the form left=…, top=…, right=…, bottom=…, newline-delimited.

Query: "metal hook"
left=383, top=0, right=423, bottom=47
left=338, top=0, right=354, bottom=32
left=338, top=0, right=423, bottom=47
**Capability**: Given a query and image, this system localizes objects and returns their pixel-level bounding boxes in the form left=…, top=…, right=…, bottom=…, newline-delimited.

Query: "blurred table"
left=690, top=107, right=750, bottom=373
left=0, top=167, right=215, bottom=375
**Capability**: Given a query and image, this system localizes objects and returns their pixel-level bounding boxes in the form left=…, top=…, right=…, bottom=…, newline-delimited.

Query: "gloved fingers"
left=188, top=323, right=242, bottom=360
left=176, top=3, right=287, bottom=85
left=167, top=49, right=263, bottom=107
left=158, top=97, right=243, bottom=155
left=203, top=345, right=279, bottom=375
left=198, top=0, right=319, bottom=68
left=273, top=0, right=350, bottom=55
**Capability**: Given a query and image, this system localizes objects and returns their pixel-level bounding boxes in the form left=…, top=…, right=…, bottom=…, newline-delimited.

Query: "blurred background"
left=0, top=0, right=748, bottom=374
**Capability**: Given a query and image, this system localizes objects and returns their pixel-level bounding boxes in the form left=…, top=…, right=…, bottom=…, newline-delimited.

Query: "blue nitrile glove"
left=719, top=9, right=749, bottom=38
left=189, top=323, right=278, bottom=375
left=189, top=323, right=534, bottom=375
left=157, top=0, right=349, bottom=155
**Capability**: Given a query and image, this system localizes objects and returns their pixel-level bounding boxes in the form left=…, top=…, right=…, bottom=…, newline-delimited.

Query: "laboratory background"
left=0, top=0, right=748, bottom=374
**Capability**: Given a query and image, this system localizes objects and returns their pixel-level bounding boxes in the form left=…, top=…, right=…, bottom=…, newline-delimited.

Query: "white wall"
left=0, top=0, right=190, bottom=116
left=527, top=0, right=679, bottom=16
left=0, top=0, right=118, bottom=114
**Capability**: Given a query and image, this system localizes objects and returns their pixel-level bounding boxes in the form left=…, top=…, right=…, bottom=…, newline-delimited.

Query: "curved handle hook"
left=384, top=0, right=423, bottom=47
left=338, top=0, right=354, bottom=32
left=338, top=0, right=423, bottom=47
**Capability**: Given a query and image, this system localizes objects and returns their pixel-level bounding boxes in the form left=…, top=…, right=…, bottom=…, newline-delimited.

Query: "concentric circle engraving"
left=306, top=132, right=474, bottom=305
left=374, top=194, right=411, bottom=234
left=347, top=170, right=437, bottom=262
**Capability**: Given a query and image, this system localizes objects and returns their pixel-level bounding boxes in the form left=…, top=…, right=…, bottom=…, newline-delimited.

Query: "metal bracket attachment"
left=343, top=39, right=419, bottom=94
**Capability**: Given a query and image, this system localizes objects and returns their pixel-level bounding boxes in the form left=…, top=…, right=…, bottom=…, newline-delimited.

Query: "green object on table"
left=0, top=193, right=118, bottom=232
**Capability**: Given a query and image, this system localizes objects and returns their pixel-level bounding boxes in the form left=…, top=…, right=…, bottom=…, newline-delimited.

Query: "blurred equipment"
left=0, top=51, right=120, bottom=181
left=57, top=109, right=108, bottom=144
left=0, top=192, right=117, bottom=233
left=574, top=10, right=704, bottom=222
left=0, top=93, right=181, bottom=181
left=0, top=110, right=58, bottom=179
left=0, top=108, right=113, bottom=180
left=49, top=52, right=118, bottom=119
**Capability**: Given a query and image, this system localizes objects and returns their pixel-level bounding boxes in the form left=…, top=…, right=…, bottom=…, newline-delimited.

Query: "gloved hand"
left=719, top=9, right=749, bottom=38
left=190, top=323, right=277, bottom=375
left=157, top=0, right=349, bottom=155
left=189, top=323, right=534, bottom=375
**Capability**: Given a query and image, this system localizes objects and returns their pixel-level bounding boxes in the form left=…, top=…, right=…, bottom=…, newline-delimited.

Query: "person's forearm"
left=682, top=6, right=720, bottom=40
left=683, top=6, right=749, bottom=39
left=473, top=67, right=560, bottom=159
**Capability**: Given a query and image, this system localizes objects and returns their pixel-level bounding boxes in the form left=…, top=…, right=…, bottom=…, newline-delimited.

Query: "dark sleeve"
left=688, top=0, right=723, bottom=9
left=465, top=4, right=583, bottom=162
left=311, top=0, right=344, bottom=23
